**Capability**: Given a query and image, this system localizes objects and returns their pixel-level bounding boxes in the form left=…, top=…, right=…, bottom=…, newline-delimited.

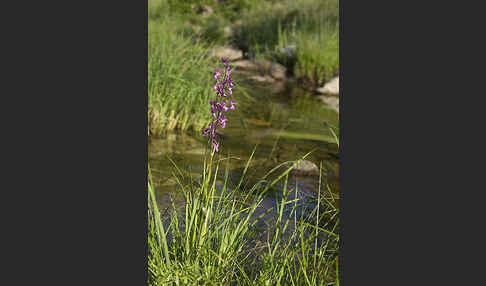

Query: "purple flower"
left=203, top=58, right=236, bottom=152
left=219, top=115, right=227, bottom=129
left=214, top=69, right=221, bottom=79
left=202, top=125, right=211, bottom=136
left=212, top=139, right=219, bottom=152
left=209, top=100, right=217, bottom=117
left=229, top=99, right=235, bottom=110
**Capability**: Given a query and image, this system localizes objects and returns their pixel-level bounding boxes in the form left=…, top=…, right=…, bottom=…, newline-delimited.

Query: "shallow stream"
left=149, top=73, right=339, bottom=232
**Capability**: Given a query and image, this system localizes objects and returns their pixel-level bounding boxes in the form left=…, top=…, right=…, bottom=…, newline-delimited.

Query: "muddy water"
left=149, top=74, right=339, bottom=231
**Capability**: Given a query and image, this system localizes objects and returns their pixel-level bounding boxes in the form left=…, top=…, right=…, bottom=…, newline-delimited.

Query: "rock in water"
left=319, top=96, right=339, bottom=113
left=288, top=160, right=319, bottom=176
left=248, top=75, right=275, bottom=84
left=210, top=46, right=243, bottom=62
left=232, top=60, right=259, bottom=71
left=232, top=59, right=286, bottom=80
left=253, top=59, right=286, bottom=80
left=317, top=77, right=339, bottom=95
left=269, top=62, right=287, bottom=80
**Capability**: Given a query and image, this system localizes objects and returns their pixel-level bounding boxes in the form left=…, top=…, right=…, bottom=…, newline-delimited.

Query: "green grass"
left=148, top=0, right=251, bottom=135
left=148, top=0, right=220, bottom=135
left=148, top=15, right=219, bottom=135
left=148, top=0, right=339, bottom=135
left=232, top=0, right=339, bottom=87
left=148, top=148, right=339, bottom=285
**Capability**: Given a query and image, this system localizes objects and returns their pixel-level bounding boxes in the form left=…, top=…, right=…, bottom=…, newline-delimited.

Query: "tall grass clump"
left=148, top=151, right=264, bottom=284
left=233, top=0, right=339, bottom=86
left=148, top=11, right=219, bottom=135
left=148, top=154, right=339, bottom=285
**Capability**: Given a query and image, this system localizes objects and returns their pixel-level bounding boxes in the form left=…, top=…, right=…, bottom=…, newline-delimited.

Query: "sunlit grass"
left=148, top=147, right=339, bottom=285
left=148, top=0, right=338, bottom=135
left=148, top=16, right=218, bottom=135
left=233, top=0, right=339, bottom=86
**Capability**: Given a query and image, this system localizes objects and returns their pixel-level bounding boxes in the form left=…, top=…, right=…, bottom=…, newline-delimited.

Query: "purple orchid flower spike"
left=202, top=58, right=236, bottom=152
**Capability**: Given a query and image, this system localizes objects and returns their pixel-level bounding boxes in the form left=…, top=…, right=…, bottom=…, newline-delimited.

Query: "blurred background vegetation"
left=148, top=0, right=339, bottom=134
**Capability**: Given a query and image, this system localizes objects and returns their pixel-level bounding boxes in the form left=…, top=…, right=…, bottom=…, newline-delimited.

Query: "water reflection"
left=149, top=79, right=339, bottom=228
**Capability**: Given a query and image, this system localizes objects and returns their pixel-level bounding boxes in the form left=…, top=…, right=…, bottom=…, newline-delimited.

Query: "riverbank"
left=148, top=18, right=218, bottom=135
left=148, top=0, right=339, bottom=135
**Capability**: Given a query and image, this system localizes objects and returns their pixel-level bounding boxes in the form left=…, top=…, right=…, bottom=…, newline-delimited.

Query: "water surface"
left=149, top=74, right=339, bottom=227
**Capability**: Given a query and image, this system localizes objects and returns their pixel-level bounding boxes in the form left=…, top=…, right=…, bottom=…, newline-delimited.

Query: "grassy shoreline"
left=148, top=153, right=339, bottom=285
left=148, top=17, right=218, bottom=135
left=148, top=0, right=339, bottom=135
left=232, top=0, right=339, bottom=88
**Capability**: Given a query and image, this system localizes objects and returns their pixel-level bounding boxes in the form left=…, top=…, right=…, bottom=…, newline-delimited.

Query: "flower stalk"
left=202, top=57, right=236, bottom=153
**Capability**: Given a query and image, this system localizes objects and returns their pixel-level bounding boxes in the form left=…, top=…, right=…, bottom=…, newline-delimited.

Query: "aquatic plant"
left=202, top=57, right=236, bottom=152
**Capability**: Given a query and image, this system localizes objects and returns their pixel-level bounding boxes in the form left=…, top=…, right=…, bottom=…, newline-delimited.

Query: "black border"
left=11, top=0, right=460, bottom=284
left=17, top=0, right=150, bottom=284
